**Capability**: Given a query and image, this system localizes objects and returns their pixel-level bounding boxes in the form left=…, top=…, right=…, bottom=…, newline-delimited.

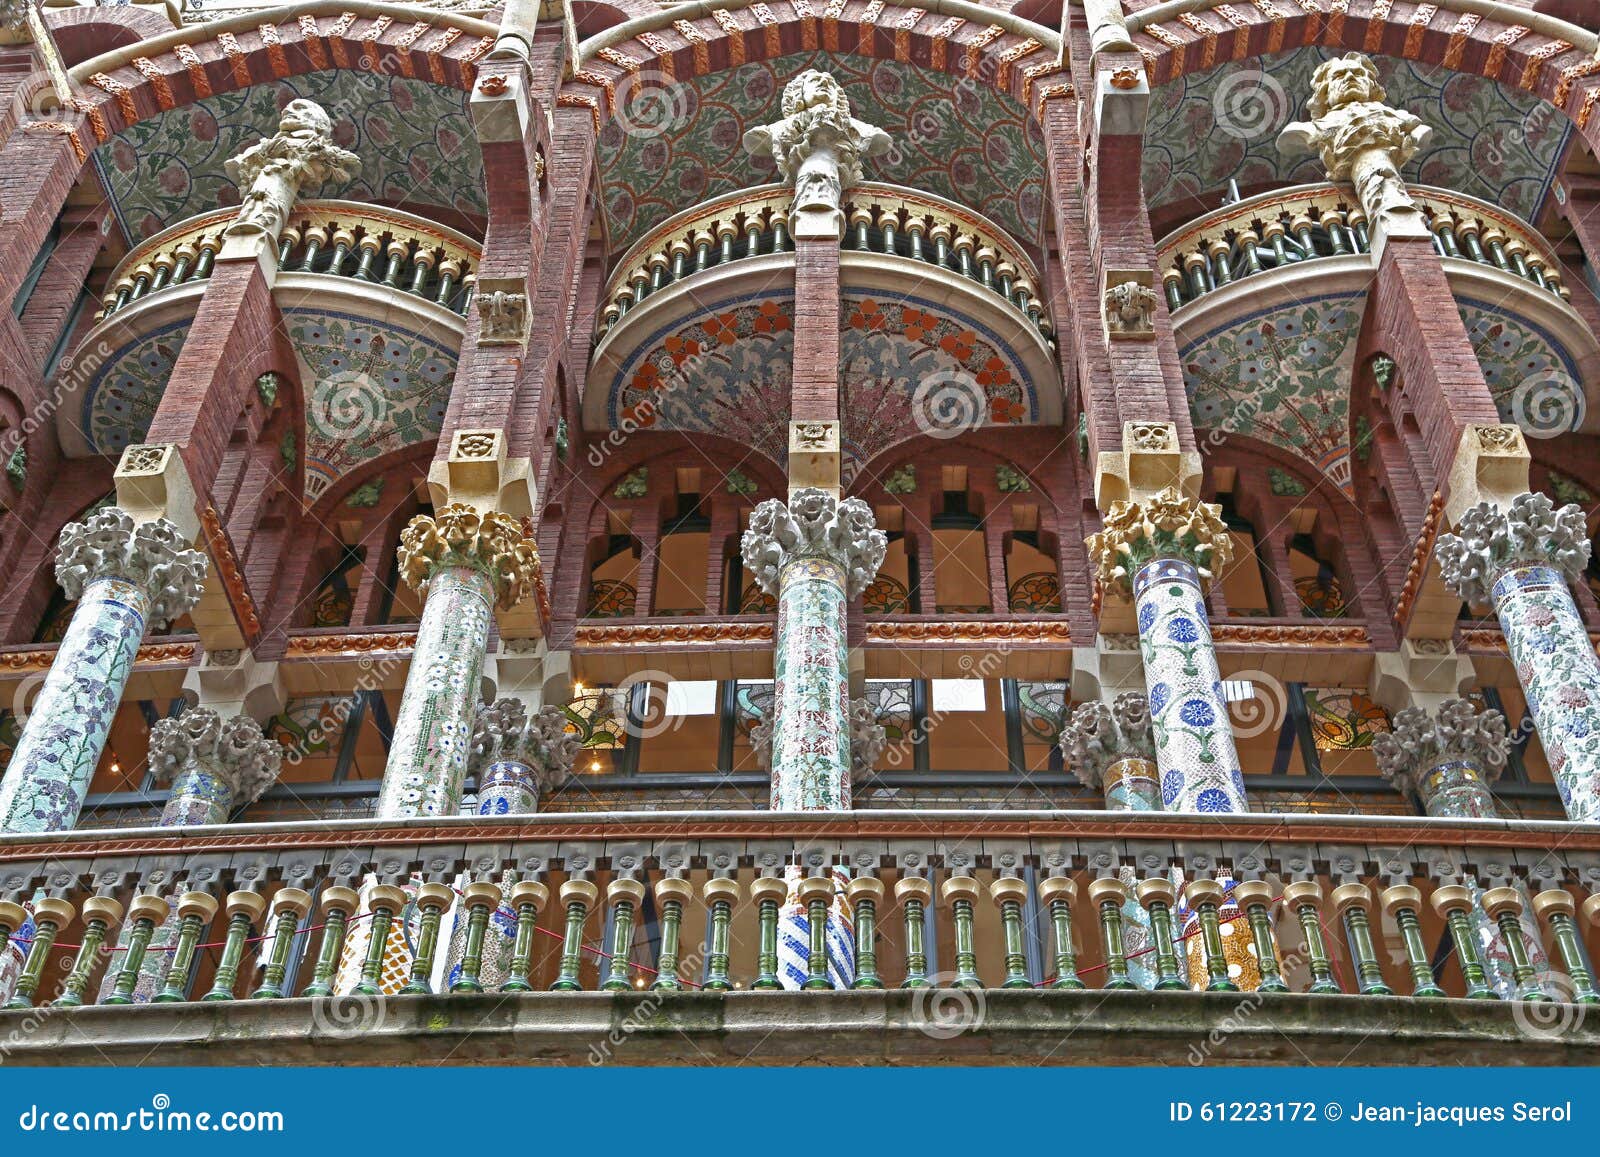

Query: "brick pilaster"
left=791, top=236, right=841, bottom=425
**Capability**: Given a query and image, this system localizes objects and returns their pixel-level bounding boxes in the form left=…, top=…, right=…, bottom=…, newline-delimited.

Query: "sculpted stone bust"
left=744, top=70, right=890, bottom=230
left=224, top=99, right=360, bottom=241
left=1278, top=53, right=1433, bottom=235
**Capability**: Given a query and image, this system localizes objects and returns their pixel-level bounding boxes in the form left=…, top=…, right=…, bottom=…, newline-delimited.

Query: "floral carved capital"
left=740, top=487, right=887, bottom=599
left=1434, top=492, right=1591, bottom=605
left=397, top=503, right=540, bottom=611
left=467, top=698, right=580, bottom=791
left=1372, top=697, right=1508, bottom=796
left=147, top=708, right=282, bottom=806
left=848, top=696, right=887, bottom=782
left=1085, top=486, right=1233, bottom=596
left=1059, top=692, right=1155, bottom=789
left=55, top=507, right=207, bottom=629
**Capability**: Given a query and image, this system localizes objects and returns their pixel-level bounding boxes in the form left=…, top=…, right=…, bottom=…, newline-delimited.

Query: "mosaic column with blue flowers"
left=741, top=488, right=886, bottom=811
left=146, top=707, right=283, bottom=825
left=1436, top=493, right=1600, bottom=821
left=466, top=697, right=580, bottom=815
left=0, top=507, right=206, bottom=833
left=1087, top=487, right=1247, bottom=813
left=375, top=505, right=540, bottom=819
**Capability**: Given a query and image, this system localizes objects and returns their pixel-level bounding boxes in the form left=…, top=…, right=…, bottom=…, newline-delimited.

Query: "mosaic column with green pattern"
left=376, top=505, right=541, bottom=819
left=147, top=708, right=283, bottom=826
left=740, top=489, right=886, bottom=811
left=0, top=508, right=205, bottom=833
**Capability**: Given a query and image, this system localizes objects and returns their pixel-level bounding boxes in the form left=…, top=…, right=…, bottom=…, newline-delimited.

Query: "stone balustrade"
left=594, top=181, right=1050, bottom=340
left=97, top=200, right=480, bottom=320
left=1157, top=184, right=1569, bottom=310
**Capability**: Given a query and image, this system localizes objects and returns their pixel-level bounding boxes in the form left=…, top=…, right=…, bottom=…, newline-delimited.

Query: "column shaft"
left=771, top=556, right=852, bottom=811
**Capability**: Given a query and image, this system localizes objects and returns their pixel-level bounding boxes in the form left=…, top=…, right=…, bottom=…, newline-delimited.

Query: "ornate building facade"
left=0, top=0, right=1598, bottom=1063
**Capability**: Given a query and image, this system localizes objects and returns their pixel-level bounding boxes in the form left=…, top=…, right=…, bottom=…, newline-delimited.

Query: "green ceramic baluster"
left=990, top=878, right=1031, bottom=989
left=651, top=878, right=691, bottom=992
left=1137, top=878, right=1190, bottom=992
left=452, top=881, right=504, bottom=994
left=401, top=883, right=456, bottom=996
left=104, top=895, right=170, bottom=1006
left=354, top=885, right=408, bottom=997
left=1381, top=884, right=1444, bottom=999
left=850, top=877, right=886, bottom=990
left=551, top=879, right=597, bottom=991
left=1285, top=881, right=1342, bottom=995
left=1234, top=881, right=1289, bottom=994
left=1484, top=886, right=1553, bottom=1002
left=1534, top=889, right=1600, bottom=1004
left=501, top=880, right=548, bottom=993
left=53, top=897, right=120, bottom=1008
left=704, top=878, right=740, bottom=992
left=1090, top=877, right=1137, bottom=991
left=897, top=877, right=933, bottom=989
left=942, top=876, right=982, bottom=989
left=1431, top=885, right=1497, bottom=999
left=252, top=888, right=312, bottom=999
left=1188, top=880, right=1240, bottom=993
left=302, top=886, right=359, bottom=998
left=1333, top=884, right=1392, bottom=996
left=154, top=891, right=218, bottom=1003
left=0, top=900, right=29, bottom=999
left=1040, top=877, right=1086, bottom=990
left=750, top=878, right=785, bottom=991
left=204, top=891, right=266, bottom=1002
left=5, top=897, right=76, bottom=1010
left=602, top=879, right=646, bottom=992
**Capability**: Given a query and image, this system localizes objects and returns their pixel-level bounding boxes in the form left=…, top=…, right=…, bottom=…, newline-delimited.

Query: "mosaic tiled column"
left=1436, top=493, right=1600, bottom=820
left=741, top=489, right=885, bottom=811
left=1087, top=487, right=1246, bottom=813
left=147, top=708, right=282, bottom=825
left=376, top=505, right=540, bottom=819
left=1375, top=697, right=1552, bottom=998
left=0, top=508, right=205, bottom=833
left=466, top=698, right=580, bottom=816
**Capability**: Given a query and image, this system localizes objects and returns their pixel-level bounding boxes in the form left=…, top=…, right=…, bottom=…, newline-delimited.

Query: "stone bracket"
left=114, top=443, right=200, bottom=542
left=182, top=649, right=286, bottom=723
left=1445, top=424, right=1532, bottom=528
left=482, top=639, right=570, bottom=705
left=427, top=428, right=537, bottom=523
left=475, top=276, right=531, bottom=348
left=470, top=65, right=533, bottom=146
left=1368, top=640, right=1474, bottom=718
left=788, top=420, right=842, bottom=497
left=1093, top=64, right=1149, bottom=140
left=1094, top=421, right=1201, bottom=509
left=1070, top=636, right=1143, bottom=703
left=1102, top=268, right=1156, bottom=343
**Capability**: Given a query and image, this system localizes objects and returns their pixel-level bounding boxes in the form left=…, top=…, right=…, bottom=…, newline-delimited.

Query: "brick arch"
left=558, top=1, right=1071, bottom=131
left=51, top=8, right=496, bottom=166
left=43, top=5, right=179, bottom=66
left=1123, top=3, right=1600, bottom=155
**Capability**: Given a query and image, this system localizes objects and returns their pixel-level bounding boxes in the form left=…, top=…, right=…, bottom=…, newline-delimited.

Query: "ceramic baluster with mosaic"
left=333, top=876, right=422, bottom=997
left=466, top=698, right=580, bottom=816
left=1532, top=889, right=1600, bottom=1004
left=1436, top=493, right=1600, bottom=820
left=775, top=864, right=856, bottom=989
left=1176, top=871, right=1265, bottom=992
left=0, top=508, right=205, bottom=833
left=2, top=897, right=73, bottom=1010
left=740, top=489, right=886, bottom=811
left=377, top=505, right=540, bottom=819
left=147, top=708, right=282, bottom=826
left=444, top=870, right=523, bottom=992
left=1086, top=488, right=1245, bottom=813
left=0, top=898, right=35, bottom=1005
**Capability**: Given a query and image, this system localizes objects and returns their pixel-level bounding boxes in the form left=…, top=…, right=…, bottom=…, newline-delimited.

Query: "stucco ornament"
left=397, top=503, right=540, bottom=611
left=1059, top=691, right=1154, bottom=789
left=468, top=698, right=581, bottom=789
left=740, top=487, right=887, bottom=599
left=743, top=69, right=891, bottom=224
left=0, top=0, right=31, bottom=37
left=1104, top=279, right=1157, bottom=335
left=56, top=506, right=207, bottom=628
left=1373, top=697, right=1509, bottom=793
left=848, top=696, right=887, bottom=781
left=1278, top=53, right=1433, bottom=234
left=224, top=99, right=359, bottom=241
left=1085, top=486, right=1234, bottom=596
left=1435, top=492, right=1590, bottom=605
left=147, top=708, right=283, bottom=806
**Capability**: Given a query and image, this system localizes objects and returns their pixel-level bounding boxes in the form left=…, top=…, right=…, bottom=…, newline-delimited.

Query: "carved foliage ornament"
left=476, top=291, right=529, bottom=345
left=740, top=487, right=887, bottom=598
left=468, top=697, right=580, bottom=789
left=848, top=696, right=887, bottom=781
left=1085, top=486, right=1234, bottom=595
left=147, top=708, right=283, bottom=806
left=398, top=503, right=540, bottom=610
left=1435, top=492, right=1591, bottom=605
left=1372, top=697, right=1509, bottom=790
left=224, top=99, right=359, bottom=242
left=56, top=507, right=207, bottom=628
left=1104, top=279, right=1157, bottom=336
left=1059, top=691, right=1154, bottom=789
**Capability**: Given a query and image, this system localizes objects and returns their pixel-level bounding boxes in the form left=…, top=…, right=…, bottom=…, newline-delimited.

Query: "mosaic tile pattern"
left=80, top=322, right=191, bottom=456
left=775, top=865, right=856, bottom=990
left=1459, top=300, right=1582, bottom=427
left=597, top=51, right=1044, bottom=253
left=476, top=762, right=540, bottom=815
left=771, top=558, right=852, bottom=811
left=95, top=72, right=485, bottom=241
left=1145, top=47, right=1570, bottom=220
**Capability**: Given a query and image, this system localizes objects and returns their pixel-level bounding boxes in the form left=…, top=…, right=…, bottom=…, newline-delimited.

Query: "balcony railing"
left=1157, top=184, right=1571, bottom=310
left=97, top=201, right=481, bottom=320
left=0, top=811, right=1596, bottom=1007
left=595, top=182, right=1052, bottom=342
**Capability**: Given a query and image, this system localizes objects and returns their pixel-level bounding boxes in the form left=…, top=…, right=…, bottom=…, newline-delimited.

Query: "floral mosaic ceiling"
left=94, top=71, right=486, bottom=242
left=1145, top=47, right=1570, bottom=221
left=605, top=290, right=1042, bottom=476
left=596, top=51, right=1046, bottom=255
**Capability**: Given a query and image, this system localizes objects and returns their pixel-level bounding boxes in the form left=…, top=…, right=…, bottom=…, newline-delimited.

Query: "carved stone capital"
left=147, top=708, right=282, bottom=807
left=740, top=487, right=886, bottom=599
left=55, top=507, right=207, bottom=629
left=224, top=99, right=359, bottom=243
left=397, top=503, right=540, bottom=611
left=743, top=69, right=890, bottom=227
left=1060, top=691, right=1155, bottom=789
left=1085, top=486, right=1233, bottom=596
left=848, top=696, right=887, bottom=782
left=1372, top=697, right=1509, bottom=796
left=1435, top=492, right=1591, bottom=605
left=467, top=697, right=580, bottom=791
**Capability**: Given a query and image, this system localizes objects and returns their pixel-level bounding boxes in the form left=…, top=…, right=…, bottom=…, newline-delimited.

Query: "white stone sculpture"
left=224, top=99, right=359, bottom=241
